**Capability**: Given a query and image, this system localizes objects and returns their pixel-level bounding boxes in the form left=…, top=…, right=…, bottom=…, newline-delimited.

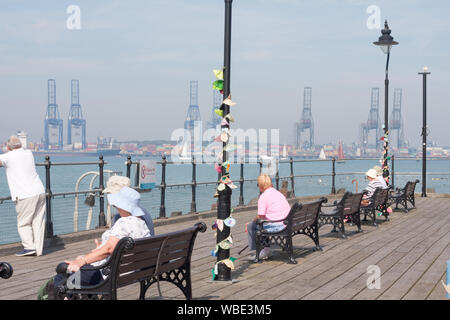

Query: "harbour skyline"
left=0, top=0, right=449, bottom=147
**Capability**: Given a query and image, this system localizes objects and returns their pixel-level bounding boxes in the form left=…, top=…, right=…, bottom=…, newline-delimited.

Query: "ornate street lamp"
left=373, top=20, right=399, bottom=180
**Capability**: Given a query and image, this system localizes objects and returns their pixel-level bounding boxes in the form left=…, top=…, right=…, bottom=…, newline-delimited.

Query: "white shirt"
left=0, top=148, right=45, bottom=200
left=92, top=215, right=151, bottom=269
left=377, top=176, right=388, bottom=189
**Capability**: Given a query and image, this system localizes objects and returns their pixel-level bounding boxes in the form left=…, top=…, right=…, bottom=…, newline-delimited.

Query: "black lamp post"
left=215, top=0, right=233, bottom=282
left=418, top=67, right=430, bottom=197
left=373, top=20, right=398, bottom=180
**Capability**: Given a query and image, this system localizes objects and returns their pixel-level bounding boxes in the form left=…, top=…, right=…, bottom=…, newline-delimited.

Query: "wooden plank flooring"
left=0, top=196, right=448, bottom=300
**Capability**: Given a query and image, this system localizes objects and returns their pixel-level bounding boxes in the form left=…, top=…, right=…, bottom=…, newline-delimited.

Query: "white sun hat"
left=106, top=186, right=145, bottom=217
left=365, top=169, right=378, bottom=179
left=103, top=175, right=131, bottom=194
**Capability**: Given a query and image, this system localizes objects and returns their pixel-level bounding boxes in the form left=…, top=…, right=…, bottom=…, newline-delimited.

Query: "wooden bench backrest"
left=405, top=180, right=419, bottom=196
left=109, top=223, right=205, bottom=288
left=373, top=187, right=389, bottom=207
left=341, top=192, right=364, bottom=216
left=290, top=198, right=326, bottom=232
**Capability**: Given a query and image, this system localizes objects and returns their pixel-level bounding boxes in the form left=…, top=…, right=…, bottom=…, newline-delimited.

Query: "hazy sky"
left=1, top=0, right=449, bottom=147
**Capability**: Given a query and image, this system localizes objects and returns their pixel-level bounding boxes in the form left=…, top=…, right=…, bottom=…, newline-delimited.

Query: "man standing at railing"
left=0, top=136, right=45, bottom=257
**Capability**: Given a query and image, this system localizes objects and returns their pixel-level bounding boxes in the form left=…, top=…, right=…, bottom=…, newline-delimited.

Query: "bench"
left=318, top=191, right=365, bottom=238
left=389, top=179, right=420, bottom=213
left=255, top=198, right=327, bottom=264
left=55, top=222, right=207, bottom=300
left=361, top=187, right=391, bottom=226
left=0, top=262, right=13, bottom=279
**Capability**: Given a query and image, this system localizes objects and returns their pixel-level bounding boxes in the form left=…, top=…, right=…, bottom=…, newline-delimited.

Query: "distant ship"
left=319, top=148, right=326, bottom=160
left=33, top=136, right=121, bottom=158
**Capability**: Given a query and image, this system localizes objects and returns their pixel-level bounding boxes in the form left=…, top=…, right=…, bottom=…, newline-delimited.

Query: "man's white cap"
left=103, top=175, right=131, bottom=194
left=365, top=169, right=378, bottom=179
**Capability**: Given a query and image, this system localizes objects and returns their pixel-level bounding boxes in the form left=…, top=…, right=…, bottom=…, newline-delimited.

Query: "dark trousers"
left=54, top=265, right=103, bottom=288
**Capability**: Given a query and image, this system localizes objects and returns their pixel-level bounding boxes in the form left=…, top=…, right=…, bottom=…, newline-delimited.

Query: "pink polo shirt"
left=257, top=187, right=291, bottom=221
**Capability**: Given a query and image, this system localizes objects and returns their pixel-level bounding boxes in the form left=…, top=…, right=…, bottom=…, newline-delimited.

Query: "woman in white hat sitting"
left=60, top=187, right=152, bottom=287
left=103, top=175, right=155, bottom=236
left=361, top=168, right=386, bottom=206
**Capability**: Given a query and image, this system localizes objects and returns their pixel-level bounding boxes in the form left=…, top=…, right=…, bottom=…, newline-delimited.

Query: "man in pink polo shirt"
left=247, top=174, right=291, bottom=261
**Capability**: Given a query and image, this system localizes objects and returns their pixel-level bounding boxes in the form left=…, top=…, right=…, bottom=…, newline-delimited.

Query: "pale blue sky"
left=0, top=0, right=449, bottom=147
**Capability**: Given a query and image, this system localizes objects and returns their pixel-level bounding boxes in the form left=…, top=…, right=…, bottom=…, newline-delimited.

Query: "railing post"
left=98, top=155, right=106, bottom=227
left=134, top=161, right=140, bottom=187
left=44, top=156, right=54, bottom=238
left=290, top=157, right=295, bottom=198
left=331, top=157, right=336, bottom=194
left=126, top=155, right=132, bottom=178
left=275, top=159, right=280, bottom=190
left=391, top=155, right=395, bottom=189
left=238, top=158, right=244, bottom=206
left=159, top=155, right=167, bottom=218
left=190, top=156, right=197, bottom=213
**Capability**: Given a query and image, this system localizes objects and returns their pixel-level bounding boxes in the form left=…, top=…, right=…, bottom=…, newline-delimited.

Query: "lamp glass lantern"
left=373, top=20, right=398, bottom=54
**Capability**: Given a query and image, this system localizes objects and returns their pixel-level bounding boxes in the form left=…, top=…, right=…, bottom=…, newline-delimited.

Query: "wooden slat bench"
left=55, top=222, right=207, bottom=300
left=389, top=179, right=420, bottom=212
left=255, top=198, right=327, bottom=264
left=361, top=187, right=391, bottom=226
left=318, top=191, right=365, bottom=238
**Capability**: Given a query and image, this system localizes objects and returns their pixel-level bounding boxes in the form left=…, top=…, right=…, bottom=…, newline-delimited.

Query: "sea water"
left=0, top=155, right=449, bottom=245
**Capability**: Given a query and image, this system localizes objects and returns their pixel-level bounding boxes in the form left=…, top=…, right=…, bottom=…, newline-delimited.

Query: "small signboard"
left=139, top=159, right=156, bottom=190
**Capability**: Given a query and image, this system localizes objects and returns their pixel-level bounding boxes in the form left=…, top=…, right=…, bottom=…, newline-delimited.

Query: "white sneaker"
left=247, top=254, right=256, bottom=261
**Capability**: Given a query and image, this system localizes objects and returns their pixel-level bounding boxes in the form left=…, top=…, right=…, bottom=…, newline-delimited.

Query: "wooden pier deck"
left=0, top=196, right=448, bottom=300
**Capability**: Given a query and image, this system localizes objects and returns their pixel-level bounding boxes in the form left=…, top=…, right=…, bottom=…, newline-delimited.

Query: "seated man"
left=247, top=174, right=291, bottom=261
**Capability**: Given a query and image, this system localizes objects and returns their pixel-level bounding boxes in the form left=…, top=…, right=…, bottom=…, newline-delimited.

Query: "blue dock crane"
left=44, top=79, right=63, bottom=150
left=67, top=79, right=86, bottom=149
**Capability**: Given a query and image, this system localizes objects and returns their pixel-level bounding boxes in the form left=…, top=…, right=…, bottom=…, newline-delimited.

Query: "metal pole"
left=383, top=52, right=391, bottom=181
left=275, top=160, right=280, bottom=190
left=239, top=159, right=244, bottom=206
left=391, top=154, right=395, bottom=189
left=98, top=155, right=106, bottom=227
left=419, top=69, right=430, bottom=197
left=44, top=156, right=54, bottom=238
left=134, top=162, right=140, bottom=187
left=331, top=158, right=336, bottom=194
left=290, top=157, right=295, bottom=197
left=215, top=0, right=233, bottom=282
left=126, top=156, right=132, bottom=179
left=190, top=156, right=197, bottom=213
left=159, top=155, right=167, bottom=218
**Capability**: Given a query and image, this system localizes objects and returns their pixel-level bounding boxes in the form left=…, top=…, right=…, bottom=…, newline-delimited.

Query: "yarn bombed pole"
left=215, top=0, right=233, bottom=282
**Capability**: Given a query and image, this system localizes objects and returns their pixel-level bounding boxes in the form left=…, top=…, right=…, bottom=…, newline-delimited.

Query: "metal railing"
left=1, top=154, right=449, bottom=245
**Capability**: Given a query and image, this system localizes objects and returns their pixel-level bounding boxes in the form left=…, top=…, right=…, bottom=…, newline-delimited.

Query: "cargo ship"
left=32, top=148, right=121, bottom=158
left=32, top=136, right=121, bottom=158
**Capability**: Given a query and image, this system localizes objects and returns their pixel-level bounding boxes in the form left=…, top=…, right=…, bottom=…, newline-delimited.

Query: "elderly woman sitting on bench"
left=246, top=174, right=291, bottom=261
left=56, top=187, right=152, bottom=288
